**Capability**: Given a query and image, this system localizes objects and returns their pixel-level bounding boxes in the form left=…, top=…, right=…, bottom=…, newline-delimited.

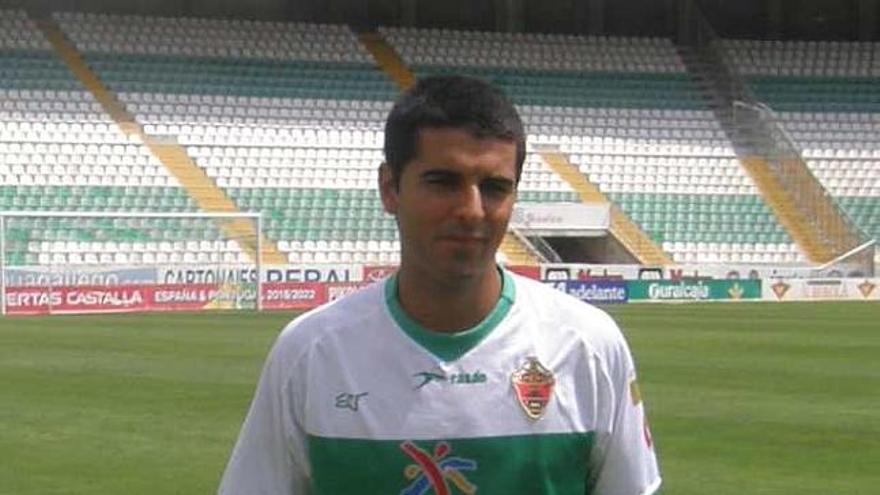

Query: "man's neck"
left=396, top=265, right=502, bottom=334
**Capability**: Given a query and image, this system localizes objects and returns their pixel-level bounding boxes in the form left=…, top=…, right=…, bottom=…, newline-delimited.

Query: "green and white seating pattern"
left=381, top=27, right=685, bottom=73
left=724, top=40, right=880, bottom=247
left=57, top=13, right=577, bottom=265
left=55, top=12, right=374, bottom=63
left=383, top=27, right=802, bottom=264
left=56, top=12, right=401, bottom=263
left=0, top=10, right=251, bottom=267
left=1, top=9, right=50, bottom=51
left=128, top=95, right=390, bottom=129
left=723, top=39, right=879, bottom=77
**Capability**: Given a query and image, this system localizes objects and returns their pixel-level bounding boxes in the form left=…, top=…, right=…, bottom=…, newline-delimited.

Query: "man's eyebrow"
left=483, top=175, right=516, bottom=189
left=420, top=169, right=461, bottom=179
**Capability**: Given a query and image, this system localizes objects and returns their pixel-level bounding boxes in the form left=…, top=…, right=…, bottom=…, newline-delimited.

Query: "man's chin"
left=437, top=258, right=496, bottom=282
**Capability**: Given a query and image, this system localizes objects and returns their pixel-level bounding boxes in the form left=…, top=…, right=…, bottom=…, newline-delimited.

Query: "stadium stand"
left=53, top=12, right=577, bottom=264
left=381, top=27, right=805, bottom=264
left=11, top=9, right=872, bottom=268
left=0, top=10, right=251, bottom=267
left=724, top=40, right=880, bottom=244
left=54, top=12, right=400, bottom=264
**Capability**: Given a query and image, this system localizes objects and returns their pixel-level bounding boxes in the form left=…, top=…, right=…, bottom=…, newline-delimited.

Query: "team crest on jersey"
left=400, top=441, right=477, bottom=495
left=511, top=356, right=555, bottom=421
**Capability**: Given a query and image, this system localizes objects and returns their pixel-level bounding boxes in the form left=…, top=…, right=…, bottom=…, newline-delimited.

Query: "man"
left=219, top=76, right=661, bottom=494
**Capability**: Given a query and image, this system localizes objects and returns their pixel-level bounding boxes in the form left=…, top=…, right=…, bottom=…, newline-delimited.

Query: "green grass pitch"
left=1, top=302, right=878, bottom=494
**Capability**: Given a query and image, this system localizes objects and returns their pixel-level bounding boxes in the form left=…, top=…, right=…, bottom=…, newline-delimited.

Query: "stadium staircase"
left=738, top=156, right=832, bottom=262
left=500, top=233, right=542, bottom=265
left=142, top=142, right=288, bottom=264
left=678, top=20, right=861, bottom=264
left=541, top=152, right=672, bottom=266
left=359, top=32, right=416, bottom=90
left=36, top=19, right=140, bottom=136
left=36, top=17, right=287, bottom=265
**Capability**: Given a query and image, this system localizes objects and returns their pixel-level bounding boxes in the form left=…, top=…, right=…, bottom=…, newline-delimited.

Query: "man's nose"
left=455, top=184, right=485, bottom=223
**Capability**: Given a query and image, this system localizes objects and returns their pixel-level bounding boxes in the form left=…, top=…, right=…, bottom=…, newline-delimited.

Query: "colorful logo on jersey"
left=400, top=441, right=477, bottom=495
left=511, top=357, right=555, bottom=420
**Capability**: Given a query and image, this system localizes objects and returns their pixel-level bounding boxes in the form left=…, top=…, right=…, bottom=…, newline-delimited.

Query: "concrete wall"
left=1, top=0, right=288, bottom=19
left=0, top=0, right=873, bottom=40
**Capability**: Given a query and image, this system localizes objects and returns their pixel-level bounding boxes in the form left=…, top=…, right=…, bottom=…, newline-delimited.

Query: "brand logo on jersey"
left=413, top=371, right=446, bottom=390
left=400, top=441, right=477, bottom=495
left=412, top=370, right=487, bottom=390
left=335, top=392, right=368, bottom=411
left=511, top=357, right=555, bottom=421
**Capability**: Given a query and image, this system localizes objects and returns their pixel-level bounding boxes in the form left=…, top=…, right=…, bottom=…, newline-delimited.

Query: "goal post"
left=0, top=210, right=265, bottom=316
left=811, top=239, right=876, bottom=278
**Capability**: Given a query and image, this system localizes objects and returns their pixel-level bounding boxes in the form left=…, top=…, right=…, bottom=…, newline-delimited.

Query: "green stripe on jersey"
left=385, top=269, right=516, bottom=363
left=308, top=432, right=594, bottom=494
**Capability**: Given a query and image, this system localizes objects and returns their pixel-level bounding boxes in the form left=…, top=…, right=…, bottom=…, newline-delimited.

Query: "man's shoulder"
left=509, top=272, right=627, bottom=351
left=511, top=272, right=618, bottom=325
left=274, top=279, right=387, bottom=354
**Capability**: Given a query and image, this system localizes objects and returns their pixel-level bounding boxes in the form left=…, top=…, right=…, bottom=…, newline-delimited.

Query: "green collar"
left=384, top=268, right=516, bottom=363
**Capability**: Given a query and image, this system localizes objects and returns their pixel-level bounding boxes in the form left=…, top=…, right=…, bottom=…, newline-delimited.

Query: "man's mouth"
left=441, top=235, right=485, bottom=243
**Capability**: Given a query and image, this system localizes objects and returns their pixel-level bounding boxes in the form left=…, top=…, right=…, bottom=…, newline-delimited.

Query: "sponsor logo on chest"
left=413, top=369, right=487, bottom=390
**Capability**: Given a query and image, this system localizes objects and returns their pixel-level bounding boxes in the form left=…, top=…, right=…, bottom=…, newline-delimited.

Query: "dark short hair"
left=383, top=75, right=526, bottom=186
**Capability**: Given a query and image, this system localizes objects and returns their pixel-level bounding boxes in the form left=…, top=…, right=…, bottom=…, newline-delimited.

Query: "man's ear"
left=378, top=162, right=398, bottom=215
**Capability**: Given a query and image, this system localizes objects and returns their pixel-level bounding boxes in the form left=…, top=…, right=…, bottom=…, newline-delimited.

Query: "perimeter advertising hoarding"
left=3, top=281, right=370, bottom=315
left=3, top=264, right=362, bottom=288
left=4, top=267, right=156, bottom=287
left=627, top=280, right=762, bottom=302
left=547, top=280, right=628, bottom=304
left=362, top=266, right=397, bottom=283
left=157, top=264, right=362, bottom=285
left=505, top=265, right=541, bottom=280
left=763, top=278, right=880, bottom=301
left=261, top=282, right=327, bottom=310
left=361, top=265, right=540, bottom=282
left=326, top=282, right=375, bottom=302
left=6, top=285, right=153, bottom=315
left=540, top=264, right=810, bottom=282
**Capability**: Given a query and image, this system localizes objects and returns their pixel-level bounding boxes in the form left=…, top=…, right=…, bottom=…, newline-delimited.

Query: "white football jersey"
left=219, top=270, right=661, bottom=495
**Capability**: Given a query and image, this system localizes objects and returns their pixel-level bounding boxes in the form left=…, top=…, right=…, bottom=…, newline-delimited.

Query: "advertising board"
left=763, top=278, right=880, bottom=301
left=547, top=279, right=628, bottom=304
left=627, top=279, right=762, bottom=302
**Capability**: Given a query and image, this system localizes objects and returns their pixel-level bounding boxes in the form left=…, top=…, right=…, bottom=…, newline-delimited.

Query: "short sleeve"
left=587, top=328, right=661, bottom=495
left=218, top=331, right=310, bottom=495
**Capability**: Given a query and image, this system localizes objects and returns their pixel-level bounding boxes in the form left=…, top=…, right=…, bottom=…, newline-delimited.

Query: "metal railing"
left=526, top=235, right=562, bottom=263
left=690, top=5, right=868, bottom=260
left=731, top=100, right=866, bottom=255
left=508, top=226, right=548, bottom=263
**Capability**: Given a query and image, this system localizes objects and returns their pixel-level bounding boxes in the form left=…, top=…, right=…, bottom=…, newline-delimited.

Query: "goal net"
left=0, top=211, right=264, bottom=315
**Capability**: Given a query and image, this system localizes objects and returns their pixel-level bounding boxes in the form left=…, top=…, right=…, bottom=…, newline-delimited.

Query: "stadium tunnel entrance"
left=526, top=234, right=640, bottom=264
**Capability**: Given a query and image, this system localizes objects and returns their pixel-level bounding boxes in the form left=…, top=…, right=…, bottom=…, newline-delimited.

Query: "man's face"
left=380, top=127, right=518, bottom=285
